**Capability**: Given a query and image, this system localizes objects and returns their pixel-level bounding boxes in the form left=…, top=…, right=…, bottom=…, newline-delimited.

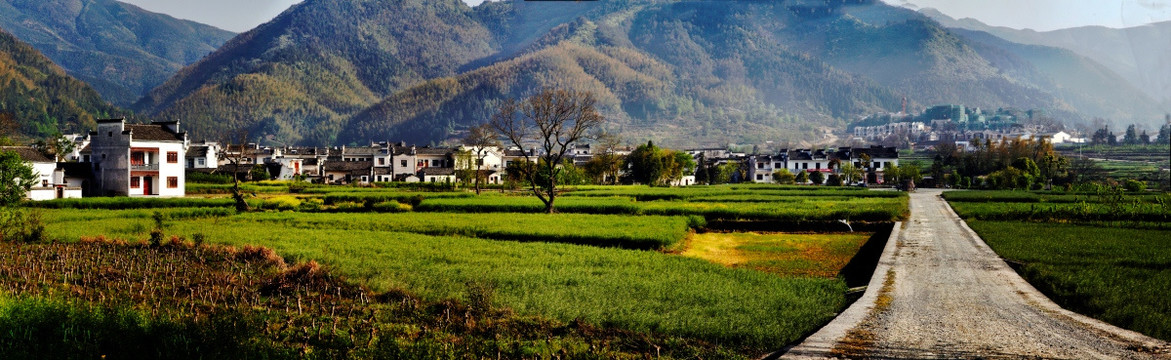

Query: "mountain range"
left=2, top=0, right=1168, bottom=147
left=0, top=0, right=235, bottom=106
left=0, top=28, right=120, bottom=139
left=918, top=7, right=1171, bottom=107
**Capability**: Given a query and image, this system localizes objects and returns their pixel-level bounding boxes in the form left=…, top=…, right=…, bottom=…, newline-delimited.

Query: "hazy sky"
left=884, top=0, right=1171, bottom=31
left=120, top=0, right=1171, bottom=33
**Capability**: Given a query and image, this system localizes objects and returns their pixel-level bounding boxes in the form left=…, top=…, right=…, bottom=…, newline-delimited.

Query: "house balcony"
left=131, top=163, right=159, bottom=171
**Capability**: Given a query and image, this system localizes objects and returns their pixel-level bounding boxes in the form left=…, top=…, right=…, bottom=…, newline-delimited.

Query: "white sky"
left=119, top=0, right=1171, bottom=33
left=883, top=0, right=1171, bottom=31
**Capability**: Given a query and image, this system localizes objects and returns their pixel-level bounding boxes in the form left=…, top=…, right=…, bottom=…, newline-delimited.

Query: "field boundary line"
left=773, top=221, right=902, bottom=359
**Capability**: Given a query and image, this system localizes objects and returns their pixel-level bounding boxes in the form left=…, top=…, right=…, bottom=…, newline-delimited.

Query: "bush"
left=0, top=208, right=45, bottom=243
left=826, top=174, right=843, bottom=186
left=186, top=171, right=233, bottom=184
left=1124, top=179, right=1147, bottom=192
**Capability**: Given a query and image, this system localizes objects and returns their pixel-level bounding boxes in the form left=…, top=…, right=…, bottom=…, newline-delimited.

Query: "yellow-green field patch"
left=683, top=232, right=872, bottom=277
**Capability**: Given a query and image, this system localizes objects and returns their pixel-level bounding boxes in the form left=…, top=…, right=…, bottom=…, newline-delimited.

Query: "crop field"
left=682, top=232, right=873, bottom=278
left=944, top=190, right=1170, bottom=225
left=0, top=239, right=750, bottom=359
left=17, top=184, right=908, bottom=357
left=418, top=193, right=907, bottom=222
left=37, top=208, right=846, bottom=350
left=944, top=190, right=1171, bottom=341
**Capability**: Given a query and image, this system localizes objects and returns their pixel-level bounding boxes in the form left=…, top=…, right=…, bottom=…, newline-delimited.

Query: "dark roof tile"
left=0, top=146, right=54, bottom=163
left=127, top=124, right=184, bottom=142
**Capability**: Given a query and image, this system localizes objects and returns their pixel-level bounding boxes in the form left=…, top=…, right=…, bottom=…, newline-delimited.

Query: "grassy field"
left=683, top=232, right=873, bottom=278
left=418, top=194, right=906, bottom=222
left=37, top=208, right=846, bottom=350
left=0, top=239, right=754, bottom=359
left=18, top=184, right=908, bottom=357
left=944, top=190, right=1171, bottom=341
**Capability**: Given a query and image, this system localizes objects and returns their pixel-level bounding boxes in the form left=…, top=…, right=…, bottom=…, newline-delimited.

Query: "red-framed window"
left=167, top=177, right=178, bottom=188
left=130, top=177, right=140, bottom=188
left=167, top=152, right=178, bottom=163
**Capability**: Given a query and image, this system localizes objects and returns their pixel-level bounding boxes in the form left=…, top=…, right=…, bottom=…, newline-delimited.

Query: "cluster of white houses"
left=7, top=118, right=901, bottom=201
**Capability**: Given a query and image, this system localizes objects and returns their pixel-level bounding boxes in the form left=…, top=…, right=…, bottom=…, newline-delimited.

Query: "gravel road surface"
left=782, top=189, right=1170, bottom=359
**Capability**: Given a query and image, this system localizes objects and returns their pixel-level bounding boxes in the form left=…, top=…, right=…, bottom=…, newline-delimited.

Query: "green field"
left=14, top=184, right=908, bottom=357
left=945, top=190, right=1171, bottom=341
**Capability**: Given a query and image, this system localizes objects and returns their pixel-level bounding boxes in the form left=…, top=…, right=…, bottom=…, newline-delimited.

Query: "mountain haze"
left=0, top=0, right=235, bottom=106
left=140, top=0, right=1164, bottom=147
left=919, top=8, right=1171, bottom=108
left=0, top=29, right=121, bottom=139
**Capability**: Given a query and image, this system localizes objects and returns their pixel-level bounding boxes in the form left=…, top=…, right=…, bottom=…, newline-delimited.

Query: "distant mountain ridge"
left=918, top=7, right=1171, bottom=108
left=136, top=0, right=1167, bottom=147
left=0, top=28, right=121, bottom=139
left=0, top=0, right=236, bottom=106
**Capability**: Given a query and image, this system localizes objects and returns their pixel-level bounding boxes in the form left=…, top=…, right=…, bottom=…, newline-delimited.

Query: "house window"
left=167, top=177, right=178, bottom=188
left=361, top=176, right=368, bottom=182
left=42, top=180, right=48, bottom=187
left=775, top=163, right=782, bottom=168
left=756, top=174, right=764, bottom=180
left=873, top=162, right=881, bottom=169
left=167, top=152, right=178, bottom=163
left=378, top=158, right=385, bottom=166
left=197, top=158, right=205, bottom=166
left=802, top=163, right=808, bottom=170
left=130, top=177, right=140, bottom=188
left=401, top=160, right=408, bottom=167
left=131, top=152, right=145, bottom=165
left=816, top=163, right=821, bottom=170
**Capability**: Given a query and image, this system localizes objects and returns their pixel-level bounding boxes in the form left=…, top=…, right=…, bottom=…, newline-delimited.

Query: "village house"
left=1, top=146, right=82, bottom=200
left=851, top=145, right=900, bottom=184
left=455, top=145, right=506, bottom=184
left=89, top=118, right=187, bottom=197
left=185, top=141, right=219, bottom=169
left=747, top=153, right=788, bottom=183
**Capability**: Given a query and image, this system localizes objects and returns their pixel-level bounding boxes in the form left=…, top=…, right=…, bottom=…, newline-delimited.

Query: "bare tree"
left=220, top=130, right=252, bottom=212
left=463, top=123, right=500, bottom=195
left=490, top=89, right=604, bottom=213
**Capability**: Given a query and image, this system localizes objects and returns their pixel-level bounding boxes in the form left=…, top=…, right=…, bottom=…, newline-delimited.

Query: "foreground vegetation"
left=0, top=238, right=754, bottom=358
left=5, top=184, right=908, bottom=357
left=945, top=190, right=1171, bottom=341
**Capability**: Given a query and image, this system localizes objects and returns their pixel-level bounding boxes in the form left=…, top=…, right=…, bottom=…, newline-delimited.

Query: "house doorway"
left=144, top=176, right=153, bottom=195
left=56, top=187, right=64, bottom=199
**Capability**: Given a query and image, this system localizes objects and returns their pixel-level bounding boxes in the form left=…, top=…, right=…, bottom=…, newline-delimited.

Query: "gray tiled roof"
left=0, top=146, right=54, bottom=163
left=126, top=124, right=184, bottom=141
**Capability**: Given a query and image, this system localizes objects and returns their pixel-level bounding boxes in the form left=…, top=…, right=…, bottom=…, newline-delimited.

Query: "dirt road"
left=782, top=189, right=1169, bottom=359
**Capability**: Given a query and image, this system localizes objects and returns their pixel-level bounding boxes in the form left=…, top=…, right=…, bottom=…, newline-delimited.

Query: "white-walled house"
left=852, top=146, right=900, bottom=184
left=186, top=141, right=219, bottom=169
left=90, top=118, right=187, bottom=197
left=1, top=146, right=81, bottom=200
left=456, top=146, right=505, bottom=184
left=748, top=154, right=787, bottom=183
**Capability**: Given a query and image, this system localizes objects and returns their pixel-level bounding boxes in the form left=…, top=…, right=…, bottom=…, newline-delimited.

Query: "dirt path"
left=782, top=189, right=1170, bottom=359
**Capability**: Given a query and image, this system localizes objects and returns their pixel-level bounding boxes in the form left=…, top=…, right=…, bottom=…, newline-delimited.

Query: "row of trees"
left=1090, top=121, right=1171, bottom=146
left=931, top=138, right=1071, bottom=190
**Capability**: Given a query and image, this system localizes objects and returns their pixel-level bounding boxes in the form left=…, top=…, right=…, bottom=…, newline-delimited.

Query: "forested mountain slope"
left=0, top=29, right=121, bottom=140
left=141, top=0, right=1162, bottom=146
left=0, top=0, right=235, bottom=106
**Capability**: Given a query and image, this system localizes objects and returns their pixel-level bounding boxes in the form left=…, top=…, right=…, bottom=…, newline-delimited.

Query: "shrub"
left=0, top=208, right=45, bottom=243
left=1124, top=179, right=1147, bottom=192
left=826, top=174, right=843, bottom=186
